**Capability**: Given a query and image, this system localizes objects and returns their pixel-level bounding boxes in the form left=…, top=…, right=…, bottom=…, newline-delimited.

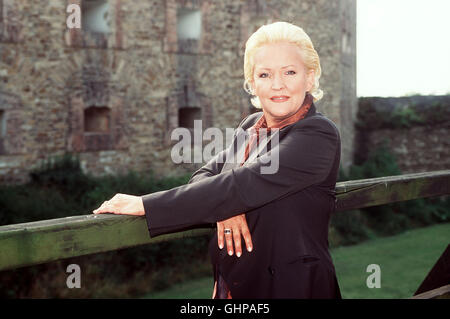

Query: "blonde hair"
left=243, top=21, right=323, bottom=108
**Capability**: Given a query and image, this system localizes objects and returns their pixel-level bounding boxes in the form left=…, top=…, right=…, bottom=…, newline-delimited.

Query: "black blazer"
left=143, top=102, right=342, bottom=298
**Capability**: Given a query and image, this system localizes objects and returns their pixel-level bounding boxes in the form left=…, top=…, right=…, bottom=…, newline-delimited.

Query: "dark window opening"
left=179, top=107, right=201, bottom=129
left=0, top=0, right=4, bottom=30
left=0, top=110, right=5, bottom=154
left=0, top=109, right=4, bottom=136
left=84, top=106, right=110, bottom=133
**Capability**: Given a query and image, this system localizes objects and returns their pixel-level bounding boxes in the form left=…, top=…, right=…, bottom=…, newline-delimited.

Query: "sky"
left=357, top=0, right=450, bottom=97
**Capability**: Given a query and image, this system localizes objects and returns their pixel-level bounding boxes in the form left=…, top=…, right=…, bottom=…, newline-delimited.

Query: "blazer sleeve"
left=187, top=149, right=227, bottom=184
left=187, top=114, right=252, bottom=184
left=143, top=118, right=339, bottom=238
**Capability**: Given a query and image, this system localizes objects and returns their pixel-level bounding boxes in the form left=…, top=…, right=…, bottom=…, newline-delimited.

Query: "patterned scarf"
left=242, top=93, right=313, bottom=165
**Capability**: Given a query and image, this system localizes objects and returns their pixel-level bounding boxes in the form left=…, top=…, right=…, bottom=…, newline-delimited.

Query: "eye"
left=286, top=70, right=296, bottom=75
left=259, top=73, right=269, bottom=78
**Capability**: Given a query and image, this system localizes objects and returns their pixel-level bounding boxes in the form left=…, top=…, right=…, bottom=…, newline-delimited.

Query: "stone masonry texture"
left=0, top=0, right=357, bottom=184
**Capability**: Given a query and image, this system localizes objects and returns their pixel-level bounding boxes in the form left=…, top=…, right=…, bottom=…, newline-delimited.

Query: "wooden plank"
left=0, top=170, right=449, bottom=271
left=335, top=170, right=450, bottom=212
left=410, top=284, right=450, bottom=299
left=0, top=214, right=212, bottom=271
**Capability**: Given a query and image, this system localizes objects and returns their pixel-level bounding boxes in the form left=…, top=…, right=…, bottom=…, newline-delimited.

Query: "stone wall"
left=0, top=0, right=357, bottom=184
left=366, top=125, right=449, bottom=173
left=354, top=95, right=450, bottom=174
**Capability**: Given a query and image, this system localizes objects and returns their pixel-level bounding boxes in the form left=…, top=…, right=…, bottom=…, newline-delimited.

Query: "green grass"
left=332, top=223, right=449, bottom=299
left=143, top=277, right=214, bottom=299
left=142, top=223, right=450, bottom=299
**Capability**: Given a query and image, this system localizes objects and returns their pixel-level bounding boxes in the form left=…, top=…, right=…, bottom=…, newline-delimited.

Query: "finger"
left=241, top=223, right=253, bottom=252
left=93, top=206, right=110, bottom=214
left=225, top=229, right=234, bottom=256
left=212, top=281, right=217, bottom=299
left=93, top=201, right=114, bottom=214
left=232, top=227, right=242, bottom=257
left=94, top=205, right=110, bottom=214
left=93, top=202, right=106, bottom=214
left=217, top=222, right=224, bottom=249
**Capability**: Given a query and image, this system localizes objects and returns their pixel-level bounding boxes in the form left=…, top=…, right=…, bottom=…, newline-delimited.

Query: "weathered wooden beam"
left=0, top=214, right=212, bottom=271
left=410, top=284, right=450, bottom=299
left=0, top=170, right=449, bottom=271
left=335, top=170, right=450, bottom=212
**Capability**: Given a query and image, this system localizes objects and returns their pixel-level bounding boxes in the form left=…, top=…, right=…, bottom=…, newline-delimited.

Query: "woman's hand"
left=93, top=193, right=145, bottom=216
left=217, top=214, right=253, bottom=257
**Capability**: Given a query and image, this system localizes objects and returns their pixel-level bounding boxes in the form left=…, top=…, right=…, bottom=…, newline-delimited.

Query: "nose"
left=271, top=73, right=285, bottom=90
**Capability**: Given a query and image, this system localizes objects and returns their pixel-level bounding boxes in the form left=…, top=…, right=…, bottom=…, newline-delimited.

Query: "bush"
left=339, top=140, right=402, bottom=181
left=0, top=153, right=192, bottom=226
left=329, top=210, right=374, bottom=246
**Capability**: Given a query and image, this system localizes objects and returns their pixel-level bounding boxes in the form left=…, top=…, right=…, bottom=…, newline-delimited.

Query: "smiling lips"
left=270, top=96, right=290, bottom=102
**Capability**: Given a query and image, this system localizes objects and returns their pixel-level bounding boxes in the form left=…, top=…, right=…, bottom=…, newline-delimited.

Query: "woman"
left=93, top=21, right=342, bottom=299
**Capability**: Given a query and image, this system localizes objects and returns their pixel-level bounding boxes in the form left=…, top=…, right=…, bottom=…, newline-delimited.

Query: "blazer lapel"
left=220, top=102, right=317, bottom=172
left=242, top=127, right=278, bottom=166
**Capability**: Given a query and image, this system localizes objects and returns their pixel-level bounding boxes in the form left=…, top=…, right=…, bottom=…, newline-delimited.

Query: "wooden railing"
left=1, top=170, right=449, bottom=289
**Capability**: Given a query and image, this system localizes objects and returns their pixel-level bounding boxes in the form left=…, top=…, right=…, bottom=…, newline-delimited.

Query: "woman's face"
left=250, top=41, right=315, bottom=127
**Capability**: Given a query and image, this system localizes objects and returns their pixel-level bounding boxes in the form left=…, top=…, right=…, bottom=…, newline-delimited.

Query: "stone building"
left=0, top=0, right=357, bottom=184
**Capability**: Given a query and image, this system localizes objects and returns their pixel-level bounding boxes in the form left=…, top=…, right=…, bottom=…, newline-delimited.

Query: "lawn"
left=142, top=223, right=450, bottom=299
